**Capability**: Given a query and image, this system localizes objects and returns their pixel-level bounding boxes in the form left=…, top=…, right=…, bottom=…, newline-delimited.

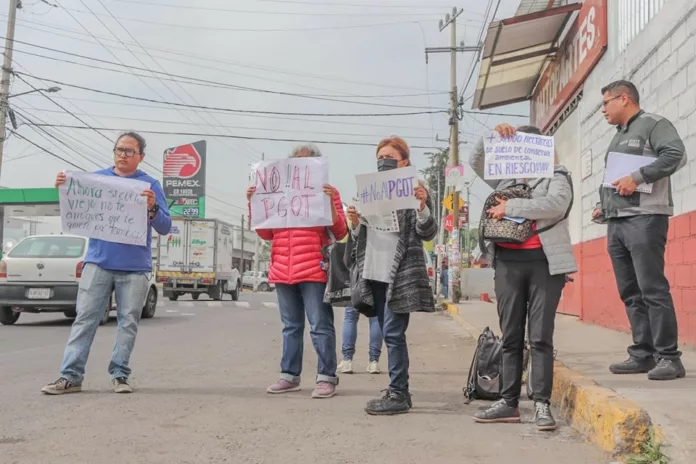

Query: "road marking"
left=181, top=313, right=196, bottom=316
left=181, top=302, right=194, bottom=307
left=235, top=301, right=250, bottom=308
left=263, top=302, right=278, bottom=308
left=207, top=302, right=222, bottom=307
left=0, top=344, right=64, bottom=358
left=166, top=310, right=179, bottom=313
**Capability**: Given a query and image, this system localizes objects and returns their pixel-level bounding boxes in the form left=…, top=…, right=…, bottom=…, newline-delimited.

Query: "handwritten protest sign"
left=355, top=166, right=419, bottom=216
left=250, top=157, right=331, bottom=230
left=483, top=131, right=555, bottom=180
left=59, top=171, right=150, bottom=246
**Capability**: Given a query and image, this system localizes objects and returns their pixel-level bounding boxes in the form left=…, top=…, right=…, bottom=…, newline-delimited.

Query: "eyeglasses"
left=113, top=147, right=139, bottom=157
left=602, top=95, right=623, bottom=107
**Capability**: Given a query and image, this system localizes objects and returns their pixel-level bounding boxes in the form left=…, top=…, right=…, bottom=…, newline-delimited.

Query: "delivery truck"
left=157, top=218, right=241, bottom=301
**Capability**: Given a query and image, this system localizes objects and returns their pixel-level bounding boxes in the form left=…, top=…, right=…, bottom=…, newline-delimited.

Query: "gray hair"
left=290, top=144, right=322, bottom=158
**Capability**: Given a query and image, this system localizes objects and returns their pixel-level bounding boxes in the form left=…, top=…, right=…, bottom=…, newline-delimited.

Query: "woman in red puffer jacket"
left=246, top=144, right=347, bottom=399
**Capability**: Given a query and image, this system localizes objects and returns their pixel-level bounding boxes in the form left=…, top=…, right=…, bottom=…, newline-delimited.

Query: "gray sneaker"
left=534, top=402, right=557, bottom=431
left=112, top=377, right=133, bottom=394
left=473, top=399, right=521, bottom=424
left=41, top=377, right=82, bottom=395
left=609, top=357, right=656, bottom=374
left=647, top=358, right=686, bottom=381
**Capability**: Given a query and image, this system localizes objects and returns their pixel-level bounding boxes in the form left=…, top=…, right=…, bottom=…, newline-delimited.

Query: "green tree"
left=420, top=149, right=449, bottom=208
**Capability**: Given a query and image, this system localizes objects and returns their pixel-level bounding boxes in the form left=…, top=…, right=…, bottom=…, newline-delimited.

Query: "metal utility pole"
left=240, top=215, right=246, bottom=273
left=0, top=0, right=18, bottom=179
left=425, top=7, right=480, bottom=303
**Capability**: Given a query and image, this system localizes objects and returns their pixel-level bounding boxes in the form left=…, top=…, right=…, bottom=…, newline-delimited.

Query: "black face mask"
left=377, top=158, right=399, bottom=172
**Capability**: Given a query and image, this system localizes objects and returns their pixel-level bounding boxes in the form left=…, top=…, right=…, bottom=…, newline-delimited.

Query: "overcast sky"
left=1, top=0, right=528, bottom=229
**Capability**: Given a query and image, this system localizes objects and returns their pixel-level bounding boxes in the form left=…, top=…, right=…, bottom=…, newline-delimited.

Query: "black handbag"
left=348, top=228, right=375, bottom=317
left=322, top=230, right=352, bottom=305
left=479, top=173, right=573, bottom=250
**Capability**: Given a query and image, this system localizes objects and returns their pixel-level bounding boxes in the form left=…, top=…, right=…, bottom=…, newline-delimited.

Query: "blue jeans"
left=275, top=282, right=338, bottom=385
left=370, top=281, right=410, bottom=394
left=441, top=270, right=449, bottom=299
left=60, top=264, right=149, bottom=384
left=342, top=307, right=383, bottom=362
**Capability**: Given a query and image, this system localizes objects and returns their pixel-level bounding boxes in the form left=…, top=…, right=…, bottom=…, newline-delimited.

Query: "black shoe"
left=365, top=390, right=411, bottom=416
left=609, top=357, right=656, bottom=374
left=473, top=399, right=521, bottom=424
left=534, top=402, right=557, bottom=431
left=647, top=358, right=686, bottom=381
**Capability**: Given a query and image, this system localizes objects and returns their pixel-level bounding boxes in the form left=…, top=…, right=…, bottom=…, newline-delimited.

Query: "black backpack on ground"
left=463, top=327, right=503, bottom=404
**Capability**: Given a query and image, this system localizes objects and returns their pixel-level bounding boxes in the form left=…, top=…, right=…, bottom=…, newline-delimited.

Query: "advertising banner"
left=163, top=140, right=207, bottom=218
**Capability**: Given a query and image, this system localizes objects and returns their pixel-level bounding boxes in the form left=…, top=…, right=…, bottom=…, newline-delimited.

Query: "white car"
left=0, top=234, right=158, bottom=326
left=242, top=270, right=274, bottom=292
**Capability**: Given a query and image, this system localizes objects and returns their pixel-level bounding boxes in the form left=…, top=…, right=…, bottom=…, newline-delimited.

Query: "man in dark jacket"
left=594, top=80, right=687, bottom=381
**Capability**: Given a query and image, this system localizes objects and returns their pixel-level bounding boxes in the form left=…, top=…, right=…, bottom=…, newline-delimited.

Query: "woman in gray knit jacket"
left=470, top=124, right=577, bottom=431
left=347, top=136, right=437, bottom=416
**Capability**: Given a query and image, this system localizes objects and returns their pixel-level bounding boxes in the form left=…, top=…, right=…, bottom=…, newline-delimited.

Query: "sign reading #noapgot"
left=355, top=166, right=420, bottom=216
left=483, top=131, right=555, bottom=180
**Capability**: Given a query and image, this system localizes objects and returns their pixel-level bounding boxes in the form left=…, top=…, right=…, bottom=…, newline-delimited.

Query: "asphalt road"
left=0, top=291, right=608, bottom=464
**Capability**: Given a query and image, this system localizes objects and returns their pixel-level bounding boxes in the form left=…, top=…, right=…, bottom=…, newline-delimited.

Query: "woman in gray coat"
left=347, top=136, right=437, bottom=416
left=470, top=124, right=577, bottom=431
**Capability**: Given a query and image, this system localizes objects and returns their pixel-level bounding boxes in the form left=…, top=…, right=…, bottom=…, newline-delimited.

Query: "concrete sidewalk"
left=447, top=301, right=696, bottom=463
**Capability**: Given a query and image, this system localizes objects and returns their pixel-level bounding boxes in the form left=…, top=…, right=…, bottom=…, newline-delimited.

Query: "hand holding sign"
left=414, top=183, right=427, bottom=212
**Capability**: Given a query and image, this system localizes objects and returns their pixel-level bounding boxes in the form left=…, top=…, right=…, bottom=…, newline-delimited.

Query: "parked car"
left=0, top=234, right=158, bottom=326
left=242, top=270, right=274, bottom=292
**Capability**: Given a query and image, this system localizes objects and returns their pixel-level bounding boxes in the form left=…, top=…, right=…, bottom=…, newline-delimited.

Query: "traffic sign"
left=445, top=165, right=464, bottom=187
left=443, top=214, right=467, bottom=232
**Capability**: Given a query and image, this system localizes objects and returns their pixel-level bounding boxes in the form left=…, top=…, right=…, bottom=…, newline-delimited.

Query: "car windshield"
left=8, top=236, right=86, bottom=258
left=243, top=271, right=253, bottom=277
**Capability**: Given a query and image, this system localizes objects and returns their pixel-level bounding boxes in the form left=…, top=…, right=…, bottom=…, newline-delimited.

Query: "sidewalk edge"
left=444, top=303, right=660, bottom=459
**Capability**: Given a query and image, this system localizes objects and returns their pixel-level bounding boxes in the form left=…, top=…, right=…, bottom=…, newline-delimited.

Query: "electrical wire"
left=4, top=14, right=439, bottom=94
left=8, top=40, right=444, bottom=110
left=13, top=72, right=448, bottom=118
left=22, top=123, right=448, bottom=149
left=8, top=130, right=87, bottom=170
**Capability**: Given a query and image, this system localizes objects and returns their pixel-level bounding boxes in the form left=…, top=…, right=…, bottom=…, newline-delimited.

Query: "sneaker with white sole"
left=311, top=381, right=336, bottom=399
left=41, top=377, right=82, bottom=395
left=266, top=379, right=301, bottom=394
left=367, top=360, right=380, bottom=374
left=112, top=377, right=133, bottom=394
left=338, top=359, right=354, bottom=374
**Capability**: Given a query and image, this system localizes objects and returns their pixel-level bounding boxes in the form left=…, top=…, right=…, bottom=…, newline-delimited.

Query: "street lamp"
left=8, top=86, right=61, bottom=99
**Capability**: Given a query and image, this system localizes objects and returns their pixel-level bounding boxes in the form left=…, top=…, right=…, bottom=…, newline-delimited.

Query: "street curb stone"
left=444, top=303, right=662, bottom=460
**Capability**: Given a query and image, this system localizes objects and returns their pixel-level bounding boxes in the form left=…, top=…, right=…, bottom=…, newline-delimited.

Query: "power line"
left=22, top=123, right=449, bottom=149
left=109, top=0, right=451, bottom=17
left=8, top=39, right=443, bottom=110
left=13, top=72, right=448, bottom=118
left=5, top=14, right=440, bottom=94
left=60, top=6, right=439, bottom=32
left=12, top=106, right=449, bottom=141
left=247, top=0, right=481, bottom=11
left=8, top=130, right=87, bottom=170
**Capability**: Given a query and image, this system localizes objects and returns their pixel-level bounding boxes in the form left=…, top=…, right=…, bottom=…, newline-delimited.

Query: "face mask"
left=377, top=158, right=399, bottom=172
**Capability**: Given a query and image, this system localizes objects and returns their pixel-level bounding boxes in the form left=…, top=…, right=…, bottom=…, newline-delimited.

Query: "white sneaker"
left=338, top=360, right=353, bottom=374
left=367, top=361, right=381, bottom=374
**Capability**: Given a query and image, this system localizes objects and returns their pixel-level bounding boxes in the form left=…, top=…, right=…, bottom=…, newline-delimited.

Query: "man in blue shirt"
left=42, top=132, right=171, bottom=395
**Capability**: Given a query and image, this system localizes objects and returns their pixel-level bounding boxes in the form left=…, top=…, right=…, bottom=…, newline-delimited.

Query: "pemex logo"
left=163, top=144, right=202, bottom=179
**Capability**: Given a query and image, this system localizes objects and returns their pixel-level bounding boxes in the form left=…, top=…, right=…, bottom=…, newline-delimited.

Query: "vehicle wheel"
left=168, top=294, right=179, bottom=302
left=141, top=287, right=157, bottom=319
left=211, top=282, right=224, bottom=301
left=64, top=309, right=77, bottom=318
left=192, top=293, right=200, bottom=301
left=231, top=280, right=240, bottom=301
left=99, top=297, right=112, bottom=325
left=0, top=306, right=20, bottom=325
left=258, top=282, right=270, bottom=292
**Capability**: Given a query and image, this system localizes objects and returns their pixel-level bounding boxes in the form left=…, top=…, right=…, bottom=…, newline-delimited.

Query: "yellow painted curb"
left=444, top=303, right=661, bottom=461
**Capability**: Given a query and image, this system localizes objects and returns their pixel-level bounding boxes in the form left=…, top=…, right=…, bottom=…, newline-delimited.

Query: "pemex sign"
left=162, top=140, right=207, bottom=218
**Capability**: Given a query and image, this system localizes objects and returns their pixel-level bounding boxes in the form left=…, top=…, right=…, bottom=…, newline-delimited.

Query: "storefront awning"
left=472, top=2, right=582, bottom=110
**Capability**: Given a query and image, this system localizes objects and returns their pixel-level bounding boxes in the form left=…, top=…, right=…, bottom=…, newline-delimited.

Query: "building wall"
left=565, top=0, right=696, bottom=344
